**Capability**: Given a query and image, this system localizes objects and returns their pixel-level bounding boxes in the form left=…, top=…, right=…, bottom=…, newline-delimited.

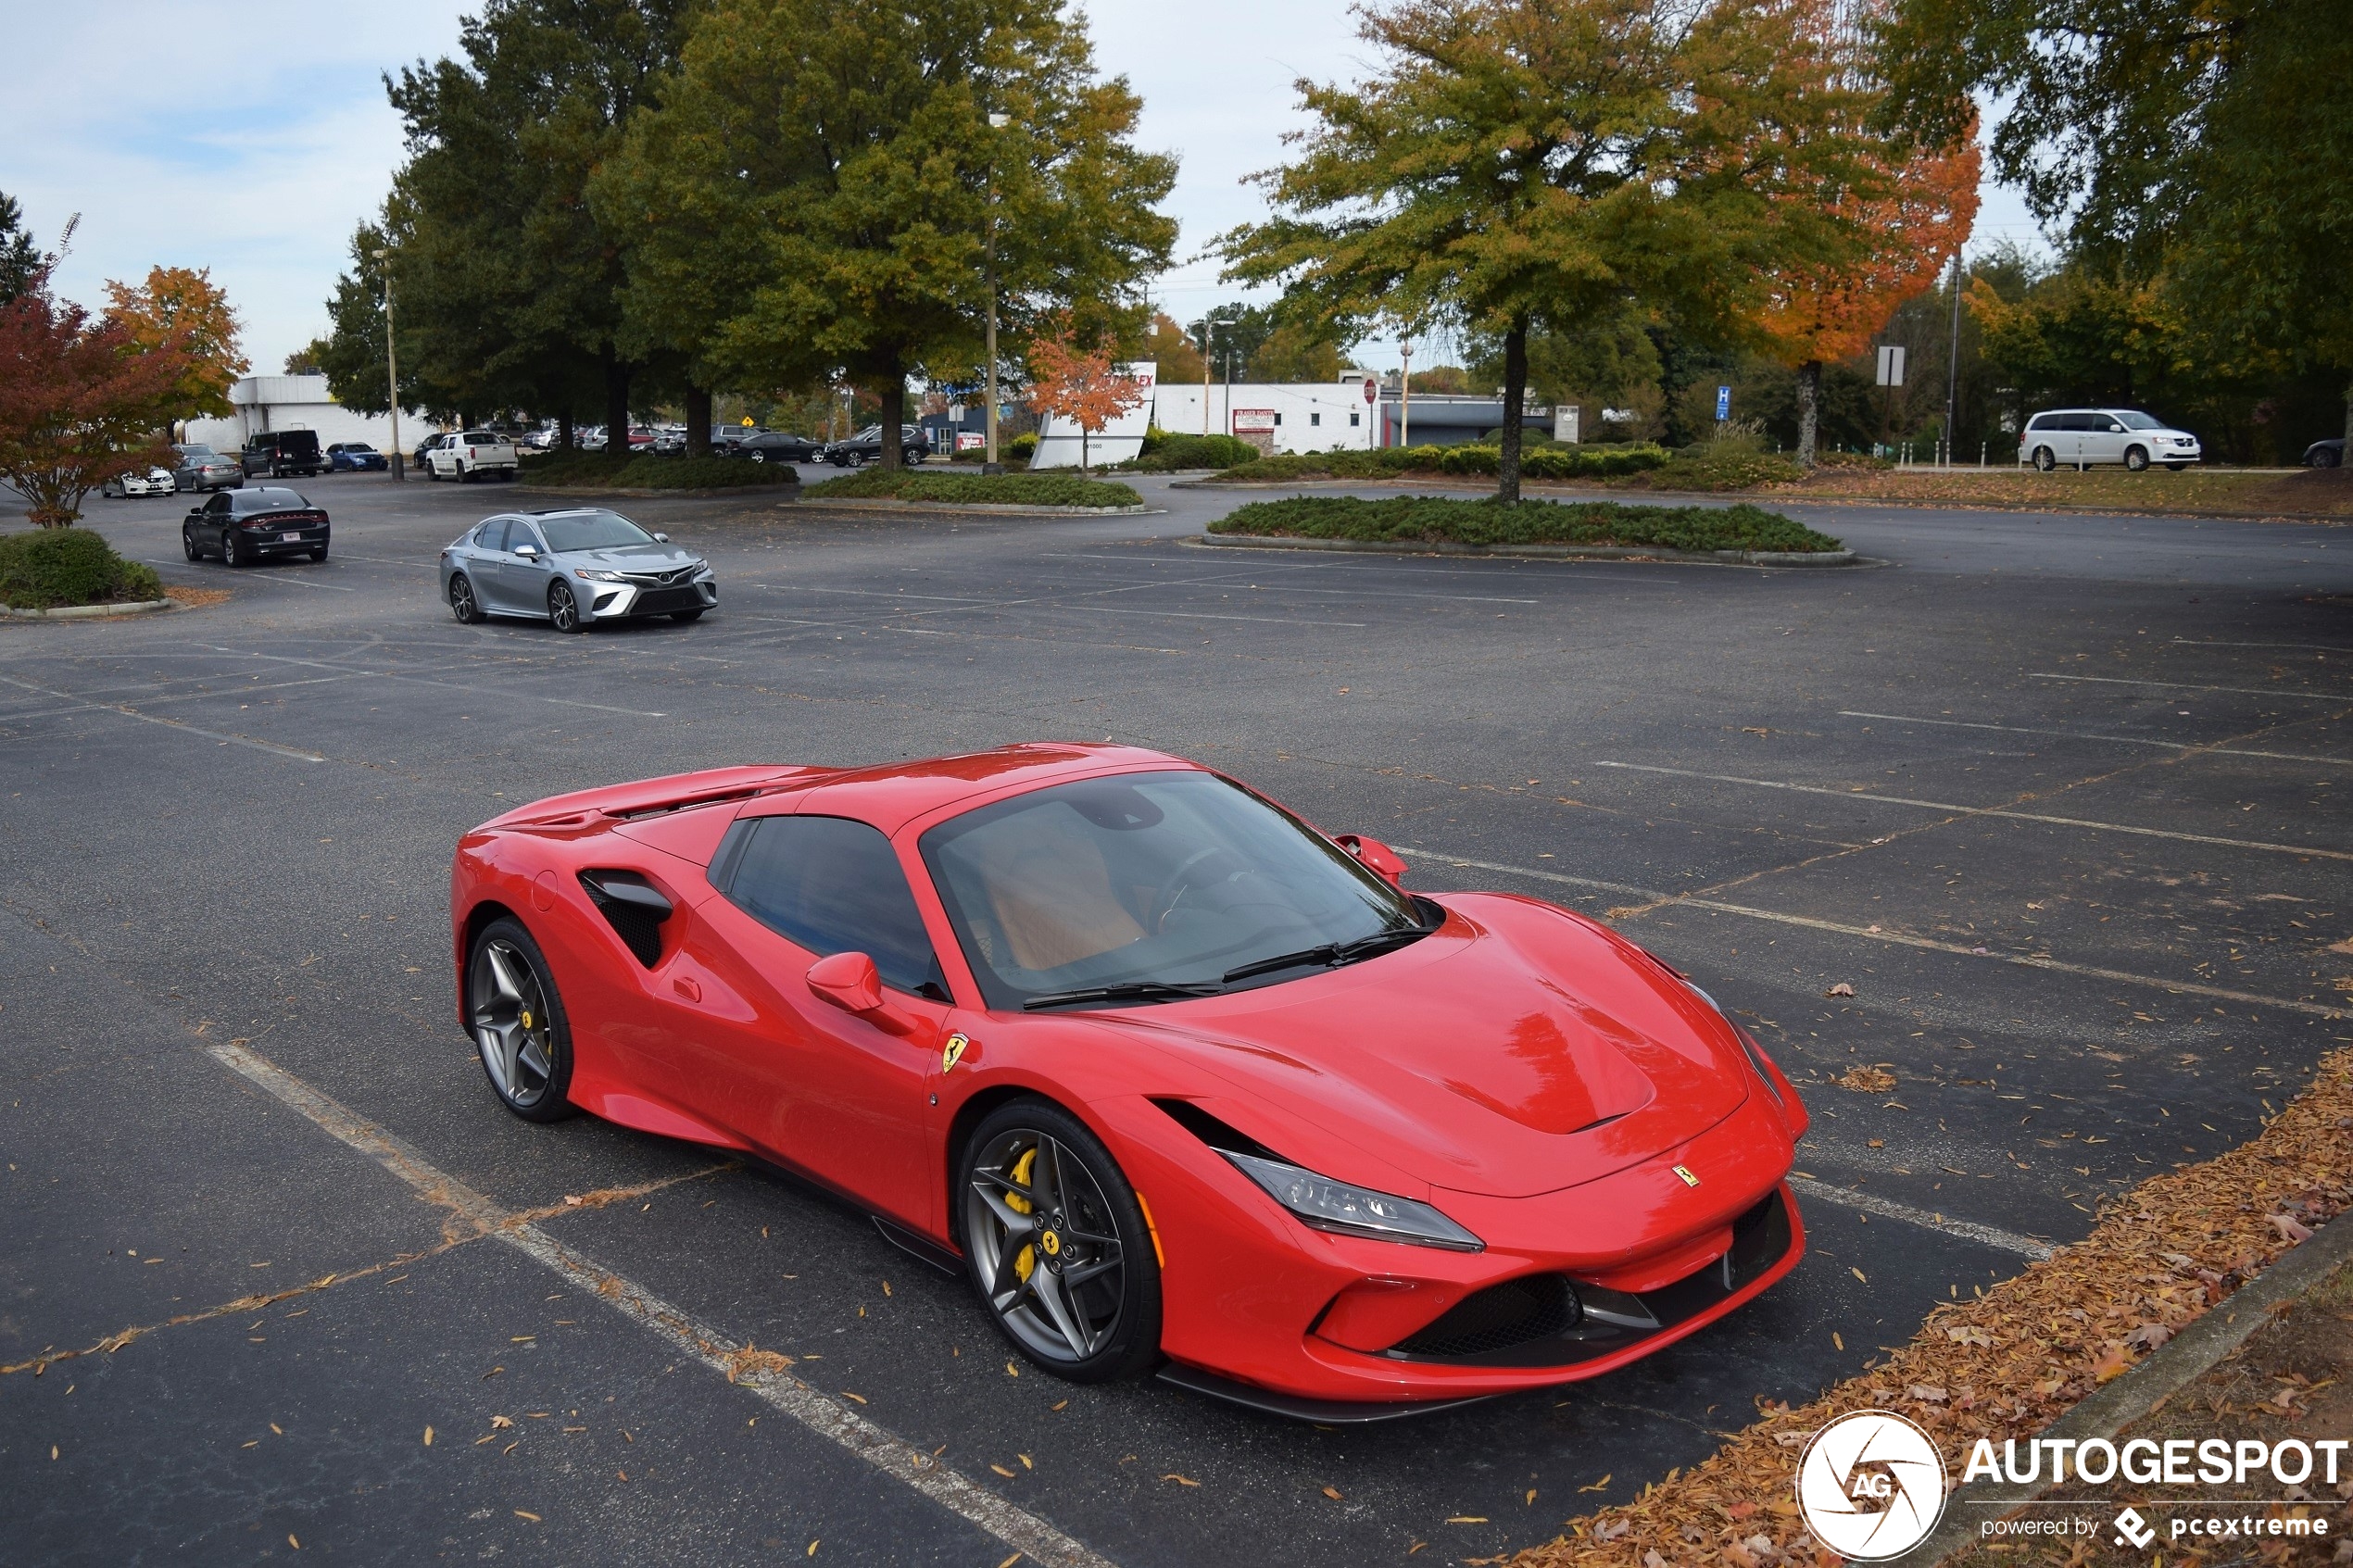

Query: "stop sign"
left=1362, top=377, right=1377, bottom=404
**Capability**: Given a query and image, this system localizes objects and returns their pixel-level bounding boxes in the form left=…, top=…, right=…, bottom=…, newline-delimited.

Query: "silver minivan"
left=2019, top=408, right=2202, bottom=471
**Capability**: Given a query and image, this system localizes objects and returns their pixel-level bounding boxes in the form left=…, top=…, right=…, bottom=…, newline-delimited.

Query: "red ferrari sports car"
left=449, top=744, right=1808, bottom=1419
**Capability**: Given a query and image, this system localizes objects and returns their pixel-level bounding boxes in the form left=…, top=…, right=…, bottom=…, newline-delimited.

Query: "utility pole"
left=1943, top=250, right=1965, bottom=468
left=371, top=247, right=404, bottom=482
left=1200, top=318, right=1214, bottom=436
left=984, top=112, right=1010, bottom=472
left=1400, top=339, right=1413, bottom=449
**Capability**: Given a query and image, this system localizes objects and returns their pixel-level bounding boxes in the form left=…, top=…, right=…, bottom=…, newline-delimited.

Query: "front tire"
left=2124, top=445, right=2149, bottom=472
left=958, top=1098, right=1161, bottom=1383
left=548, top=579, right=585, bottom=633
left=182, top=529, right=201, bottom=562
left=2032, top=446, right=2057, bottom=472
left=448, top=572, right=484, bottom=623
left=466, top=918, right=577, bottom=1122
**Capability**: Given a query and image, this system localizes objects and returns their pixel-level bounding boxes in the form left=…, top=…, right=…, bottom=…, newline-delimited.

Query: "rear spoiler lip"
left=472, top=765, right=831, bottom=834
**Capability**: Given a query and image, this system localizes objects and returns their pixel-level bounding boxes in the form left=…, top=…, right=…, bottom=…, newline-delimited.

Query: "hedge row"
left=800, top=470, right=1142, bottom=508
left=0, top=527, right=165, bottom=609
left=521, top=452, right=793, bottom=489
left=1213, top=441, right=1670, bottom=483
left=1126, top=432, right=1261, bottom=471
left=1208, top=495, right=1843, bottom=553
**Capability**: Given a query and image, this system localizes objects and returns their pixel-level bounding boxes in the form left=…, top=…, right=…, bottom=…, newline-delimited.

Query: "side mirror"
left=807, top=951, right=884, bottom=1014
left=652, top=532, right=670, bottom=543
left=513, top=544, right=538, bottom=558
left=1336, top=834, right=1407, bottom=888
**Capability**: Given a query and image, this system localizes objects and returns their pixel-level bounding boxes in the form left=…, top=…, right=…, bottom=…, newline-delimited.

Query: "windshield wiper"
left=1220, top=924, right=1430, bottom=985
left=1022, top=980, right=1227, bottom=1012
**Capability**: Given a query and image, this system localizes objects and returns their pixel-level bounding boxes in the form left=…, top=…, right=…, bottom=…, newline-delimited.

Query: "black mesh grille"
left=633, top=586, right=703, bottom=616
left=1391, top=1275, right=1579, bottom=1359
left=578, top=872, right=669, bottom=967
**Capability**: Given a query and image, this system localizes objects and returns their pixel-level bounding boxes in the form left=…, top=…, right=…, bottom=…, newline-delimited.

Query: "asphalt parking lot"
left=3, top=469, right=2348, bottom=1566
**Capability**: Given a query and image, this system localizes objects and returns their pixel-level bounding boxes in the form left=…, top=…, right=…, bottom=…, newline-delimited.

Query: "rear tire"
left=221, top=532, right=245, bottom=568
left=309, top=546, right=329, bottom=563
left=448, top=573, right=484, bottom=623
left=2032, top=446, right=2057, bottom=472
left=2164, top=461, right=2188, bottom=471
left=465, top=917, right=579, bottom=1123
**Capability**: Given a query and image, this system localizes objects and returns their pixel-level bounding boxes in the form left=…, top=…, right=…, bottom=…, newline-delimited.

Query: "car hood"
left=553, top=543, right=699, bottom=571
left=1097, top=894, right=1754, bottom=1199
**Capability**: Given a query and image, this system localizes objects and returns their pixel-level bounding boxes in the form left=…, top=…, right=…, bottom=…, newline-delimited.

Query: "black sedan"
left=182, top=487, right=331, bottom=567
left=2306, top=438, right=2345, bottom=469
left=735, top=430, right=824, bottom=466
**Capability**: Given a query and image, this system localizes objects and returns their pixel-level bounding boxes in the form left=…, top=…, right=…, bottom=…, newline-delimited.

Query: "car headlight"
left=1221, top=1150, right=1483, bottom=1251
left=574, top=569, right=627, bottom=583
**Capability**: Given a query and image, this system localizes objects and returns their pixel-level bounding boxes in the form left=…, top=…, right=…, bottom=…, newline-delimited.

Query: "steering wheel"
left=1148, top=847, right=1236, bottom=933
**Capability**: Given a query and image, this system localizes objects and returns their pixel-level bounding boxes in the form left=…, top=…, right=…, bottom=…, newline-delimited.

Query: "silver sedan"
left=437, top=508, right=716, bottom=632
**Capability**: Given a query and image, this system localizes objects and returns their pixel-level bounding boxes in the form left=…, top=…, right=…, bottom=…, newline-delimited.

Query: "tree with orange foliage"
left=1026, top=321, right=1143, bottom=471
left=104, top=265, right=246, bottom=421
left=1753, top=8, right=1979, bottom=466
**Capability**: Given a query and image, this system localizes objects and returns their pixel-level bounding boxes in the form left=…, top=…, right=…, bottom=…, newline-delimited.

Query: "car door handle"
left=673, top=976, right=702, bottom=1003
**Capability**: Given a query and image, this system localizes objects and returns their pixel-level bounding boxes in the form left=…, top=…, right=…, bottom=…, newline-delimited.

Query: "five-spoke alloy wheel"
left=959, top=1099, right=1160, bottom=1381
left=548, top=579, right=584, bottom=633
left=466, top=918, right=576, bottom=1122
left=449, top=572, right=484, bottom=624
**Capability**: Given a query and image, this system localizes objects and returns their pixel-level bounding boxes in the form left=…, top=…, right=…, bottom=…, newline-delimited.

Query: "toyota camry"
left=447, top=745, right=1807, bottom=1418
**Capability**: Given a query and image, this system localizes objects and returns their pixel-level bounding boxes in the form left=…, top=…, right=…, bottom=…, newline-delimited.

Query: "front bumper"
left=582, top=574, right=717, bottom=621
left=1103, top=1085, right=1805, bottom=1408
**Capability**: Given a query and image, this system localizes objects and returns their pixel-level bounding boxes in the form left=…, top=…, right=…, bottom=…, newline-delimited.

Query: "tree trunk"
left=604, top=355, right=631, bottom=458
left=877, top=354, right=904, bottom=475
left=1795, top=360, right=1822, bottom=468
left=557, top=410, right=574, bottom=452
left=2342, top=376, right=2353, bottom=461
left=685, top=384, right=711, bottom=459
left=1497, top=317, right=1529, bottom=504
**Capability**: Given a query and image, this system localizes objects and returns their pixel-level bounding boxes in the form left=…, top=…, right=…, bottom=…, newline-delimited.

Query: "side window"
left=724, top=815, right=943, bottom=998
left=204, top=494, right=229, bottom=516
left=510, top=522, right=544, bottom=554
left=478, top=520, right=510, bottom=551
left=2025, top=414, right=2052, bottom=432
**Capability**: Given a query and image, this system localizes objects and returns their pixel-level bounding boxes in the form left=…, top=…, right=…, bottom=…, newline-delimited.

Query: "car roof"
left=757, top=743, right=1201, bottom=837
left=233, top=486, right=309, bottom=508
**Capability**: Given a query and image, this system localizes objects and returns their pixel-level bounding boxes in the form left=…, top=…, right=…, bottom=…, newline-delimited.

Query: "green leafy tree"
left=598, top=0, right=1177, bottom=474
left=0, top=193, right=43, bottom=307
left=1878, top=0, right=2353, bottom=445
left=1223, top=0, right=1898, bottom=500
left=0, top=266, right=195, bottom=526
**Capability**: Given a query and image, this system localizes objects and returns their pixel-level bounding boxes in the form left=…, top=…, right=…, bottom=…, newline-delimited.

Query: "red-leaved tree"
left=1026, top=322, right=1143, bottom=472
left=0, top=266, right=193, bottom=526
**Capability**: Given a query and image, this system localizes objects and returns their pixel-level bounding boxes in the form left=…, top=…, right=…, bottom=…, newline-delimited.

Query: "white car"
left=426, top=430, right=521, bottom=483
left=2020, top=408, right=2202, bottom=471
left=103, top=466, right=177, bottom=498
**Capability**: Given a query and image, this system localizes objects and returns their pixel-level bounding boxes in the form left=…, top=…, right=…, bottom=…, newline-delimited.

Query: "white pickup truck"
left=425, top=430, right=521, bottom=483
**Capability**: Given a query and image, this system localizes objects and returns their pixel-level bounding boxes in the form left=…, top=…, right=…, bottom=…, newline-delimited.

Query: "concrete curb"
left=797, top=497, right=1156, bottom=517
left=1192, top=532, right=1857, bottom=568
left=508, top=483, right=804, bottom=499
left=1914, top=1211, right=2353, bottom=1564
left=0, top=596, right=173, bottom=620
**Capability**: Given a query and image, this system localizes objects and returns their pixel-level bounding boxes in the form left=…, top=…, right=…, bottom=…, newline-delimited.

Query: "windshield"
left=178, top=445, right=216, bottom=458
left=537, top=510, right=656, bottom=553
left=2113, top=410, right=2166, bottom=430
left=920, top=770, right=1427, bottom=1010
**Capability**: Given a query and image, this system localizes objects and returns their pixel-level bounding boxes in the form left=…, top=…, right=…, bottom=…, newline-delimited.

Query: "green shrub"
left=1006, top=433, right=1039, bottom=462
left=0, top=526, right=165, bottom=608
left=800, top=470, right=1142, bottom=508
left=1214, top=442, right=1669, bottom=483
left=1643, top=448, right=1806, bottom=491
left=1207, top=495, right=1843, bottom=554
left=1126, top=433, right=1262, bottom=471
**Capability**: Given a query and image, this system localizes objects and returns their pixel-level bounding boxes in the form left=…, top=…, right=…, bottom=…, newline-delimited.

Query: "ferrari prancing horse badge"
left=941, top=1033, right=970, bottom=1073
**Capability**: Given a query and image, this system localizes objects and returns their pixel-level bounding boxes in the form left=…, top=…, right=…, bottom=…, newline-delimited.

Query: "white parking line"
left=203, top=1039, right=1116, bottom=1568
left=0, top=673, right=325, bottom=762
left=1592, top=759, right=2353, bottom=863
left=1836, top=710, right=2351, bottom=768
left=2169, top=638, right=2353, bottom=654
left=1392, top=845, right=2348, bottom=1022
left=2031, top=672, right=2353, bottom=703
left=1053, top=604, right=1368, bottom=628
left=1785, top=1177, right=2055, bottom=1260
left=196, top=646, right=668, bottom=719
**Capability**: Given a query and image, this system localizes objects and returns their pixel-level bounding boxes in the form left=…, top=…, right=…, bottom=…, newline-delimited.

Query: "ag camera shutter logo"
left=1795, top=1410, right=1949, bottom=1559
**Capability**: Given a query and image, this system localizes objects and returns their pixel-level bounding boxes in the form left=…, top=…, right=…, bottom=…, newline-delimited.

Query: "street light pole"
left=372, top=247, right=404, bottom=482
left=984, top=111, right=1009, bottom=472
left=1943, top=249, right=1965, bottom=469
left=1400, top=338, right=1413, bottom=449
left=1199, top=318, right=1214, bottom=436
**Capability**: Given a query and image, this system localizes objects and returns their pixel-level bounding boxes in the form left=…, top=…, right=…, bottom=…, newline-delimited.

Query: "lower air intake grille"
left=1390, top=1274, right=1579, bottom=1359
left=633, top=586, right=702, bottom=616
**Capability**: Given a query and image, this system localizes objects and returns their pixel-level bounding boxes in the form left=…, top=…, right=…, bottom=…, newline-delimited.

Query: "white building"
left=181, top=375, right=416, bottom=453
left=1151, top=374, right=1385, bottom=456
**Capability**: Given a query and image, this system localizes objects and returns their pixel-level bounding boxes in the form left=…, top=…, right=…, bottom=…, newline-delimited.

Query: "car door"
left=495, top=519, right=554, bottom=612
left=463, top=519, right=512, bottom=608
left=685, top=813, right=952, bottom=1228
left=202, top=491, right=233, bottom=552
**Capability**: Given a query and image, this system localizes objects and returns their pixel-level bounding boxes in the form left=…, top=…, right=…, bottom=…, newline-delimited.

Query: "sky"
left=0, top=0, right=2047, bottom=380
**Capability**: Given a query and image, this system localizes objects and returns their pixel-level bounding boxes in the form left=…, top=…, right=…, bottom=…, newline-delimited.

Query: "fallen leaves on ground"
left=1163, top=1474, right=1200, bottom=1486
left=1825, top=984, right=1855, bottom=998
left=1834, top=1065, right=1896, bottom=1093
left=1504, top=1045, right=2353, bottom=1568
left=724, top=1344, right=794, bottom=1384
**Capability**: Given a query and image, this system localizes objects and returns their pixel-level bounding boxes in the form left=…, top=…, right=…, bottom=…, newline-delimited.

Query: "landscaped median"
left=515, top=452, right=796, bottom=493
left=1205, top=495, right=1847, bottom=562
left=0, top=527, right=169, bottom=617
left=1503, top=1042, right=2353, bottom=1568
left=799, top=469, right=1145, bottom=509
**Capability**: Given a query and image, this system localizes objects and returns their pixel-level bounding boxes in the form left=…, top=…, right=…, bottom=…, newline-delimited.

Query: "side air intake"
left=579, top=871, right=673, bottom=967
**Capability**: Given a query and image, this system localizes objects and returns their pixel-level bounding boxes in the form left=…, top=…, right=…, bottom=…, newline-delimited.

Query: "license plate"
left=281, top=532, right=301, bottom=543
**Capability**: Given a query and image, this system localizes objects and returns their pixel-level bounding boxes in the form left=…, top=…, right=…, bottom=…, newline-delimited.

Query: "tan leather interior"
left=971, top=806, right=1145, bottom=971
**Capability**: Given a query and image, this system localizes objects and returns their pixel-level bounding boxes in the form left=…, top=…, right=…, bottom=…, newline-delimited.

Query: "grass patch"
left=1210, top=495, right=1843, bottom=554
left=1783, top=462, right=2353, bottom=517
left=520, top=451, right=795, bottom=489
left=800, top=470, right=1142, bottom=508
left=0, top=526, right=163, bottom=608
left=1211, top=442, right=1671, bottom=484
left=1504, top=1043, right=2353, bottom=1568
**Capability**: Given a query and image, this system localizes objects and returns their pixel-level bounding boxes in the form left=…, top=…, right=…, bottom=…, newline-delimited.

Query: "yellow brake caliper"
left=1007, top=1146, right=1038, bottom=1282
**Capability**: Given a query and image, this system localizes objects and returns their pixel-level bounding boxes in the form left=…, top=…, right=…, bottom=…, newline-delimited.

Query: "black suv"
left=820, top=424, right=927, bottom=467
left=241, top=430, right=324, bottom=478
